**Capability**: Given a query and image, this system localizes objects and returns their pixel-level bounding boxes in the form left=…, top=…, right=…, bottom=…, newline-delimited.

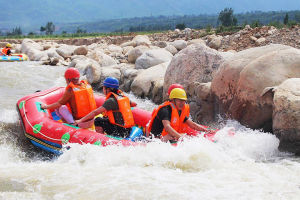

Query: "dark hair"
left=111, top=88, right=119, bottom=93
left=103, top=86, right=118, bottom=94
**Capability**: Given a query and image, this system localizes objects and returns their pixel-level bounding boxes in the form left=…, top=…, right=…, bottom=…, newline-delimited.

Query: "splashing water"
left=0, top=62, right=299, bottom=200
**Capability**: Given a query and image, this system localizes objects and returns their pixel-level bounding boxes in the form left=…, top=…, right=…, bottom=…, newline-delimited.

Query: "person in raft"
left=41, top=67, right=96, bottom=128
left=1, top=43, right=12, bottom=56
left=75, top=77, right=137, bottom=138
left=146, top=88, right=211, bottom=142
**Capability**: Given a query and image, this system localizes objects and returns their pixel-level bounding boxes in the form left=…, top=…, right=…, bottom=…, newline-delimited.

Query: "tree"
left=45, top=22, right=55, bottom=35
left=284, top=13, right=289, bottom=25
left=28, top=32, right=36, bottom=36
left=175, top=23, right=186, bottom=30
left=218, top=8, right=237, bottom=27
left=40, top=22, right=55, bottom=35
left=295, top=13, right=300, bottom=22
left=12, top=27, right=22, bottom=35
left=40, top=26, right=46, bottom=34
left=76, top=27, right=87, bottom=34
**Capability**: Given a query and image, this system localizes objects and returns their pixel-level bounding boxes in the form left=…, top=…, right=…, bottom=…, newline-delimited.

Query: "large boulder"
left=56, top=44, right=77, bottom=59
left=88, top=50, right=118, bottom=67
left=170, top=40, right=187, bottom=51
left=135, top=49, right=173, bottom=69
left=132, top=35, right=151, bottom=47
left=74, top=46, right=88, bottom=56
left=272, top=78, right=300, bottom=154
left=127, top=45, right=149, bottom=63
left=164, top=43, right=232, bottom=123
left=164, top=43, right=232, bottom=96
left=211, top=44, right=300, bottom=131
left=68, top=55, right=101, bottom=84
left=21, top=39, right=48, bottom=61
left=131, top=62, right=169, bottom=103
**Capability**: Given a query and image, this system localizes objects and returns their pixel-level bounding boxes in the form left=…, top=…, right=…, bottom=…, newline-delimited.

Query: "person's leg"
left=94, top=117, right=131, bottom=138
left=56, top=105, right=75, bottom=124
left=94, top=117, right=115, bottom=135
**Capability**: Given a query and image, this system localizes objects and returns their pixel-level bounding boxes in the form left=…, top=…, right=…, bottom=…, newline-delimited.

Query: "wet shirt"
left=151, top=105, right=188, bottom=137
left=102, top=96, right=124, bottom=125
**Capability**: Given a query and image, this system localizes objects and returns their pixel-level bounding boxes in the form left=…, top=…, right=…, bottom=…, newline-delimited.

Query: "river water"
left=0, top=61, right=299, bottom=200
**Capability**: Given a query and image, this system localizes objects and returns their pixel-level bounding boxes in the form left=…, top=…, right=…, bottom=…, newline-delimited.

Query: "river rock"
left=56, top=44, right=77, bottom=59
left=127, top=45, right=149, bottom=63
left=170, top=40, right=187, bottom=51
left=165, top=44, right=178, bottom=55
left=272, top=78, right=300, bottom=154
left=211, top=44, right=300, bottom=131
left=21, top=39, right=48, bottom=61
left=164, top=43, right=231, bottom=123
left=69, top=55, right=101, bottom=84
left=88, top=50, right=118, bottom=67
left=74, top=46, right=88, bottom=56
left=132, top=35, right=151, bottom=46
left=135, top=49, right=173, bottom=69
left=131, top=62, right=169, bottom=103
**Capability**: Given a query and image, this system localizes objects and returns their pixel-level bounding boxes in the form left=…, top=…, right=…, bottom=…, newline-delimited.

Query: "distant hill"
left=57, top=10, right=300, bottom=33
left=3, top=0, right=300, bottom=31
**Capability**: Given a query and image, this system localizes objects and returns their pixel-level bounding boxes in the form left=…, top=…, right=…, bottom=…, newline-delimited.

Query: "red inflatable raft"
left=16, top=87, right=220, bottom=155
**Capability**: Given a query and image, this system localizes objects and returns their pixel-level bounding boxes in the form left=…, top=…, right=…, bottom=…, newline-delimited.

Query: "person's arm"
left=162, top=120, right=182, bottom=140
left=41, top=88, right=71, bottom=110
left=75, top=106, right=106, bottom=124
left=186, top=119, right=209, bottom=132
left=41, top=101, right=61, bottom=110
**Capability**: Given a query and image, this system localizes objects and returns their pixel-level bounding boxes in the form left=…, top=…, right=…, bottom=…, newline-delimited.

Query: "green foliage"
left=205, top=25, right=212, bottom=33
left=268, top=21, right=284, bottom=29
left=76, top=27, right=87, bottom=34
left=295, top=12, right=300, bottom=22
left=218, top=8, right=237, bottom=27
left=215, top=25, right=242, bottom=34
left=284, top=13, right=289, bottom=25
left=28, top=32, right=36, bottom=36
left=6, top=27, right=22, bottom=36
left=287, top=20, right=298, bottom=27
left=40, top=22, right=55, bottom=35
left=175, top=23, right=186, bottom=30
left=251, top=20, right=262, bottom=28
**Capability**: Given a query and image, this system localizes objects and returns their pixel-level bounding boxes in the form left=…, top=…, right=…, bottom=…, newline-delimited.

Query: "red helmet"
left=64, top=68, right=80, bottom=79
left=168, top=83, right=184, bottom=95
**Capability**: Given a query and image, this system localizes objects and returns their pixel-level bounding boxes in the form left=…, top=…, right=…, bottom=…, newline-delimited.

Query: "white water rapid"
left=0, top=62, right=299, bottom=200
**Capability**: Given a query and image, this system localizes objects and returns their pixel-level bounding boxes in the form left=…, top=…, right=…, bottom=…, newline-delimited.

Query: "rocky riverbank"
left=2, top=25, right=300, bottom=154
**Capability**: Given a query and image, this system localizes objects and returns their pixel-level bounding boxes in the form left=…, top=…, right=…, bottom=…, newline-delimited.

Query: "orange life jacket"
left=66, top=80, right=96, bottom=119
left=105, top=90, right=135, bottom=128
left=1, top=47, right=11, bottom=56
left=147, top=101, right=189, bottom=136
left=178, top=104, right=190, bottom=133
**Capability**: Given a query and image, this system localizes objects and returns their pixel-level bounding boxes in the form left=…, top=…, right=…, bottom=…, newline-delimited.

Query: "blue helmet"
left=103, top=77, right=119, bottom=89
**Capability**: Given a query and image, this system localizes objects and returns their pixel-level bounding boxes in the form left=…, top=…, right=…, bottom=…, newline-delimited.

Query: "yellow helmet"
left=169, top=88, right=187, bottom=100
left=6, top=43, right=12, bottom=48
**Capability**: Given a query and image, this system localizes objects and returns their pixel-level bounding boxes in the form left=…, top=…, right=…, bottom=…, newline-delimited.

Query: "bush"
left=175, top=23, right=186, bottom=30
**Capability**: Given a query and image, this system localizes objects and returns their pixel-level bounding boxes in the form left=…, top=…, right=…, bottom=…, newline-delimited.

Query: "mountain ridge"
left=3, top=0, right=300, bottom=30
